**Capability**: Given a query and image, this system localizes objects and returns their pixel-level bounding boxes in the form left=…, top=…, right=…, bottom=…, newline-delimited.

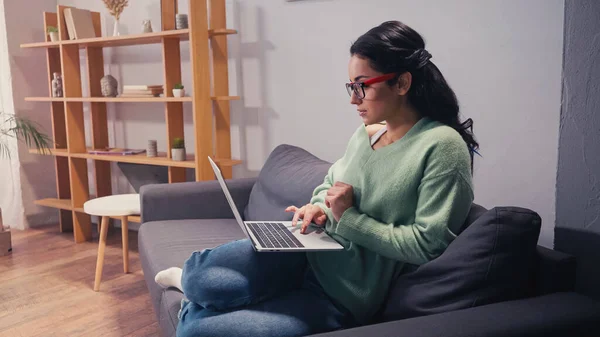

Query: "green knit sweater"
left=306, top=117, right=474, bottom=324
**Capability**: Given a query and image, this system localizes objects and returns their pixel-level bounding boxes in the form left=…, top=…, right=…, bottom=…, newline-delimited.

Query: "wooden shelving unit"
left=22, top=0, right=240, bottom=242
left=24, top=96, right=239, bottom=102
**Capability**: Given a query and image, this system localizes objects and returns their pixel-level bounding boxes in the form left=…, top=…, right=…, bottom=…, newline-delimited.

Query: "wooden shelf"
left=34, top=198, right=141, bottom=223
left=211, top=96, right=240, bottom=101
left=126, top=215, right=141, bottom=223
left=208, top=29, right=237, bottom=36
left=29, top=148, right=242, bottom=168
left=25, top=97, right=64, bottom=102
left=35, top=198, right=73, bottom=211
left=21, top=28, right=238, bottom=49
left=21, top=29, right=189, bottom=49
left=25, top=96, right=191, bottom=102
left=29, top=148, right=68, bottom=156
left=213, top=158, right=243, bottom=166
left=20, top=41, right=60, bottom=49
left=25, top=96, right=238, bottom=102
left=70, top=151, right=196, bottom=168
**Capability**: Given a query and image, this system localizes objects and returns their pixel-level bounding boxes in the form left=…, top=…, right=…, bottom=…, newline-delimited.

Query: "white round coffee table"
left=84, top=194, right=140, bottom=291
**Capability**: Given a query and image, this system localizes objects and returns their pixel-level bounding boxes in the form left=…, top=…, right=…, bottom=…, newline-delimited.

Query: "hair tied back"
left=408, top=49, right=432, bottom=69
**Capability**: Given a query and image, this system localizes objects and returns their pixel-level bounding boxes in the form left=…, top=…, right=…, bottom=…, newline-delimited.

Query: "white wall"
left=59, top=0, right=564, bottom=247
left=0, top=0, right=58, bottom=230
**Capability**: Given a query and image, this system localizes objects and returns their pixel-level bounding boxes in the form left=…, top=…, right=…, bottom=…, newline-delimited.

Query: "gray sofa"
left=139, top=144, right=600, bottom=337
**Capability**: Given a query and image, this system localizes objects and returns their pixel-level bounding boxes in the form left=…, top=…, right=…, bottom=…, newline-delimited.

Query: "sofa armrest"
left=140, top=177, right=257, bottom=223
left=309, top=292, right=600, bottom=337
left=533, top=245, right=576, bottom=295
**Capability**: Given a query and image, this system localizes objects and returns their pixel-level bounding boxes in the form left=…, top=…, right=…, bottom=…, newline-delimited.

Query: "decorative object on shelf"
left=0, top=112, right=52, bottom=159
left=102, top=0, right=129, bottom=36
left=142, top=19, right=153, bottom=33
left=147, top=140, right=157, bottom=157
left=172, top=83, right=185, bottom=97
left=121, top=84, right=163, bottom=97
left=47, top=26, right=59, bottom=42
left=87, top=147, right=145, bottom=155
left=101, top=74, right=119, bottom=97
left=51, top=72, right=63, bottom=97
left=176, top=14, right=188, bottom=29
left=171, top=137, right=186, bottom=161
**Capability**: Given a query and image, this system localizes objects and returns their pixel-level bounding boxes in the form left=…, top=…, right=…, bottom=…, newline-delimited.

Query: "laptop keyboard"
left=247, top=222, right=304, bottom=248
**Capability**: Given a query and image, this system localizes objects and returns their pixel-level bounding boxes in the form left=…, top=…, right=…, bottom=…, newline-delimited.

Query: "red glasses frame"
left=345, top=73, right=397, bottom=99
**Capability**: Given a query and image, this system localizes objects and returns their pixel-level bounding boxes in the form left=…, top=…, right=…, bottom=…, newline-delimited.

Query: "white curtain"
left=0, top=0, right=25, bottom=230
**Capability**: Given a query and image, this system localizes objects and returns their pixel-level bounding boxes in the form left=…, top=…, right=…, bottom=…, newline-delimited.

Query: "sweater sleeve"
left=309, top=163, right=335, bottom=221
left=334, top=170, right=474, bottom=265
left=309, top=124, right=363, bottom=222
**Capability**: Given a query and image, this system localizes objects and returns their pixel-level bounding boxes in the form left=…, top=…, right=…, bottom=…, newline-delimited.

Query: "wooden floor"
left=0, top=224, right=160, bottom=337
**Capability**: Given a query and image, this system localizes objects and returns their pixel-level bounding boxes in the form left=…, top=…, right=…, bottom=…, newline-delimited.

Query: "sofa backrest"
left=244, top=144, right=332, bottom=221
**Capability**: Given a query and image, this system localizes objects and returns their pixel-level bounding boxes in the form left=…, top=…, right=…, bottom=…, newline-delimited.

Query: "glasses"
left=345, top=73, right=397, bottom=99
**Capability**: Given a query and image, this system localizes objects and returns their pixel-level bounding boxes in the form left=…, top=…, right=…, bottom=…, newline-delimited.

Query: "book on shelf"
left=119, top=93, right=160, bottom=98
left=64, top=8, right=96, bottom=40
left=122, top=89, right=161, bottom=95
left=63, top=9, right=76, bottom=40
left=87, top=148, right=146, bottom=155
left=123, top=85, right=164, bottom=90
left=121, top=85, right=164, bottom=97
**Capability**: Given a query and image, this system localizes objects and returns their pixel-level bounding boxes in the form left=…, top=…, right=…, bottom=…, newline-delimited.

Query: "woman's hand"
left=285, top=204, right=327, bottom=234
left=325, top=182, right=354, bottom=221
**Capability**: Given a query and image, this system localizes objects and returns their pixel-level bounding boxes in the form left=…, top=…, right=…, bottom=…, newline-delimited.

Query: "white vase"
left=172, top=89, right=185, bottom=97
left=49, top=32, right=59, bottom=42
left=113, top=18, right=120, bottom=36
left=171, top=148, right=186, bottom=161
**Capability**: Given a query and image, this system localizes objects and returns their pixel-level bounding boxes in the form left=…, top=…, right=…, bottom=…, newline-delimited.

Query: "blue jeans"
left=176, top=239, right=356, bottom=337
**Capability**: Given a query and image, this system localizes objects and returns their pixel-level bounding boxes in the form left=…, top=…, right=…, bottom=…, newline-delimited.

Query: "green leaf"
left=0, top=112, right=53, bottom=158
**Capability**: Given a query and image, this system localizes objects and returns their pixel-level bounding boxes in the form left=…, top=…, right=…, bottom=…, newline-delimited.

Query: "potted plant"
left=47, top=26, right=59, bottom=42
left=1, top=112, right=52, bottom=254
left=173, top=83, right=185, bottom=97
left=171, top=137, right=186, bottom=161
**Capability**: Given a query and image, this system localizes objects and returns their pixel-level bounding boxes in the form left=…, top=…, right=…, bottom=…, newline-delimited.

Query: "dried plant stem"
left=102, top=0, right=129, bottom=21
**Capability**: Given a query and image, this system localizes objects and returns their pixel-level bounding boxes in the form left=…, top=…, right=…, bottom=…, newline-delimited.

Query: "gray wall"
left=555, top=0, right=600, bottom=300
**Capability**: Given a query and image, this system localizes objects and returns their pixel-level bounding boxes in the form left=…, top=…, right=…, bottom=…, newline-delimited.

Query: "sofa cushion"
left=244, top=144, right=332, bottom=221
left=138, top=219, right=246, bottom=337
left=381, top=206, right=542, bottom=321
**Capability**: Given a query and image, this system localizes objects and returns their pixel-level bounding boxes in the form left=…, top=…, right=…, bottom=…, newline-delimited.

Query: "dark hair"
left=350, top=21, right=479, bottom=170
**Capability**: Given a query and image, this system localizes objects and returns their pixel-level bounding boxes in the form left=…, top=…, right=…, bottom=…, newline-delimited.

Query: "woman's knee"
left=181, top=239, right=257, bottom=307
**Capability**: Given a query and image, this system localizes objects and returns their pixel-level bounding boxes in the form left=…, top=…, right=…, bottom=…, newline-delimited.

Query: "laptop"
left=208, top=156, right=344, bottom=252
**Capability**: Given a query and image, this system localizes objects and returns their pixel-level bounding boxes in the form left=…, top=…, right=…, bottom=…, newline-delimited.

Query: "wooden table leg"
left=94, top=216, right=109, bottom=292
left=121, top=216, right=129, bottom=274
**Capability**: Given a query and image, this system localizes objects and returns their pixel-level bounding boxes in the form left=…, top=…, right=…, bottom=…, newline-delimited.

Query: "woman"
left=156, top=20, right=477, bottom=337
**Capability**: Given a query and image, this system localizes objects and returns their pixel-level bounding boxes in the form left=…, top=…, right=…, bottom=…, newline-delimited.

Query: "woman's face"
left=347, top=55, right=406, bottom=125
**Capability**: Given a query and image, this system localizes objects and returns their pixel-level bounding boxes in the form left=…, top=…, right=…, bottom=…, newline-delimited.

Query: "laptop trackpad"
left=289, top=224, right=324, bottom=235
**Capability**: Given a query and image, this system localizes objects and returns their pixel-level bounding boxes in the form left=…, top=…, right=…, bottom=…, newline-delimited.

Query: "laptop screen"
left=208, top=156, right=249, bottom=237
